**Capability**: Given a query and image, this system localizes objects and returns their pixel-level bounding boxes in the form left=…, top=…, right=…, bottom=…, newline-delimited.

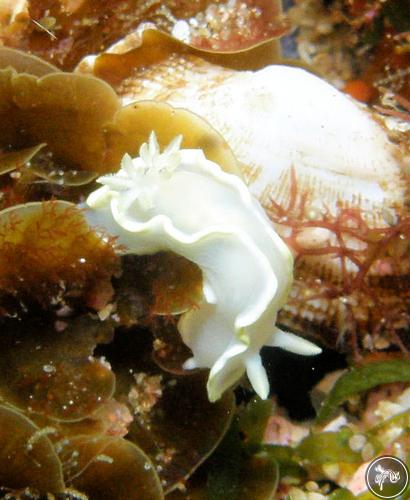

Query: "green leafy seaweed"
left=329, top=488, right=357, bottom=500
left=207, top=399, right=279, bottom=500
left=316, top=360, right=410, bottom=423
left=297, top=428, right=363, bottom=464
left=207, top=421, right=279, bottom=500
left=239, top=397, right=274, bottom=448
left=262, top=444, right=306, bottom=480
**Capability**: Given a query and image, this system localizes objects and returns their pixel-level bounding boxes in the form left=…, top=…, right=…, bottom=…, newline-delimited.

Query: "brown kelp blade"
left=0, top=404, right=64, bottom=493
left=60, top=435, right=163, bottom=500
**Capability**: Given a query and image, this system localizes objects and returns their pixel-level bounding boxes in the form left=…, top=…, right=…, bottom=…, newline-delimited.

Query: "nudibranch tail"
left=268, top=327, right=323, bottom=355
left=85, top=132, right=321, bottom=401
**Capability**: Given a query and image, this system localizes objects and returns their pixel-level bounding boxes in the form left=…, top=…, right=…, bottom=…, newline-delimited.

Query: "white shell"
left=78, top=47, right=409, bottom=349
left=107, top=60, right=405, bottom=217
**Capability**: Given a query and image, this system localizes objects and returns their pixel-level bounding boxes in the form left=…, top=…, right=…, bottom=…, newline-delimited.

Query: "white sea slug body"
left=85, top=133, right=321, bottom=402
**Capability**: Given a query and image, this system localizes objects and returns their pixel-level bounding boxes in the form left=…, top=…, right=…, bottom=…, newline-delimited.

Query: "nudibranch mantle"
left=85, top=133, right=321, bottom=402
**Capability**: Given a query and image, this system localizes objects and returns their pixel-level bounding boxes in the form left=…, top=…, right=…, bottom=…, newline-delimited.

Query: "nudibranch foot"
left=85, top=132, right=321, bottom=401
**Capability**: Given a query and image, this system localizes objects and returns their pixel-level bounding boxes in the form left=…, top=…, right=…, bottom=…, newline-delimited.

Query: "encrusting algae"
left=0, top=201, right=120, bottom=315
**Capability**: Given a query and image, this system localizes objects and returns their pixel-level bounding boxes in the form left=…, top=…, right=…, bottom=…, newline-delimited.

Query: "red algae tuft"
left=267, top=168, right=410, bottom=353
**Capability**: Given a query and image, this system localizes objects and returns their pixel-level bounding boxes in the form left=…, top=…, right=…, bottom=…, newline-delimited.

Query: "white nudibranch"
left=85, top=132, right=321, bottom=402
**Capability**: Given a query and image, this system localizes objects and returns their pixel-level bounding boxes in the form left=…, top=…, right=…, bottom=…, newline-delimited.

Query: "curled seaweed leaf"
left=316, top=359, right=410, bottom=423
left=59, top=435, right=163, bottom=500
left=0, top=143, right=45, bottom=175
left=0, top=46, right=59, bottom=76
left=27, top=163, right=98, bottom=186
left=206, top=420, right=279, bottom=500
left=239, top=397, right=275, bottom=449
left=77, top=28, right=284, bottom=109
left=0, top=404, right=64, bottom=493
left=113, top=252, right=202, bottom=331
left=149, top=252, right=202, bottom=316
left=89, top=28, right=283, bottom=82
left=296, top=427, right=380, bottom=465
left=0, top=66, right=119, bottom=174
left=104, top=100, right=241, bottom=178
left=0, top=51, right=122, bottom=190
left=114, top=252, right=203, bottom=322
left=0, top=50, right=246, bottom=191
left=0, top=315, right=116, bottom=421
left=328, top=489, right=357, bottom=500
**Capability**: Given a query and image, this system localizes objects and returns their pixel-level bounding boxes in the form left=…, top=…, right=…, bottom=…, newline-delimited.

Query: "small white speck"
left=348, top=433, right=366, bottom=452
left=43, top=364, right=56, bottom=374
left=171, top=20, right=191, bottom=42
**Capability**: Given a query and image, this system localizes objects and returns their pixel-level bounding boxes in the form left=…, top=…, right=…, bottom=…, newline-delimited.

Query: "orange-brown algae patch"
left=266, top=168, right=410, bottom=354
left=186, top=0, right=288, bottom=52
left=359, top=29, right=410, bottom=101
left=288, top=0, right=410, bottom=100
left=0, top=201, right=120, bottom=314
left=1, top=0, right=287, bottom=70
